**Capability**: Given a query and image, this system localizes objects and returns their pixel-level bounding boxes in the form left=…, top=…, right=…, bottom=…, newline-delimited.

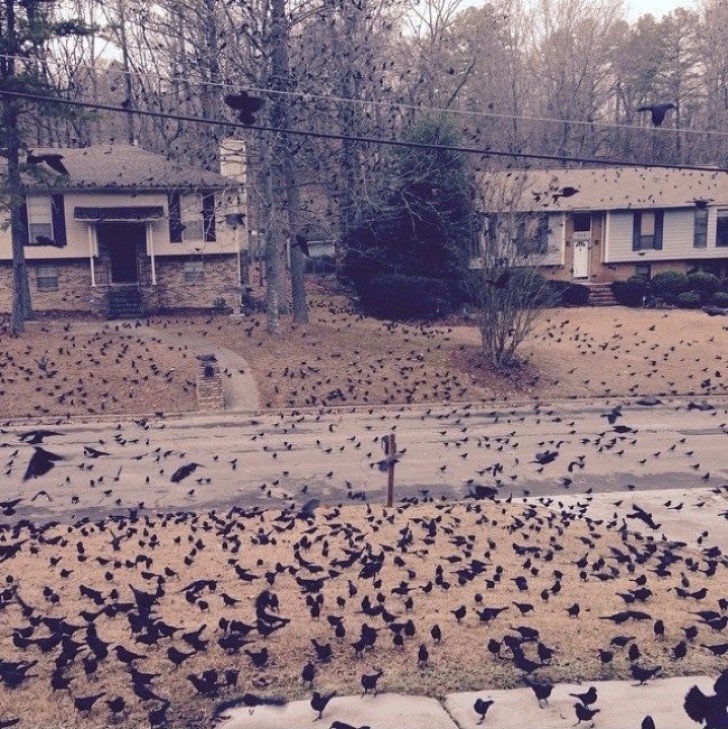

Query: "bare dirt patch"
left=1, top=498, right=726, bottom=729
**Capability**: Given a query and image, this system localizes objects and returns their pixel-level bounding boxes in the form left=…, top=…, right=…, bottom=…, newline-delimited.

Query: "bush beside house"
left=611, top=269, right=728, bottom=310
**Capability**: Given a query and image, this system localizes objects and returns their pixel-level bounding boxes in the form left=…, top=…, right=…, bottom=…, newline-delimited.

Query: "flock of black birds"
left=1, top=432, right=728, bottom=729
left=1, top=306, right=727, bottom=728
left=0, top=322, right=195, bottom=419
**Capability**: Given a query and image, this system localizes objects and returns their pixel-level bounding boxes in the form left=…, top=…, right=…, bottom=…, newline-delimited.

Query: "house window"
left=181, top=194, right=204, bottom=242
left=694, top=208, right=708, bottom=248
left=518, top=213, right=550, bottom=255
left=27, top=195, right=53, bottom=243
left=717, top=209, right=728, bottom=247
left=634, top=263, right=651, bottom=280
left=36, top=264, right=58, bottom=291
left=184, top=260, right=205, bottom=283
left=573, top=213, right=591, bottom=233
left=633, top=210, right=663, bottom=250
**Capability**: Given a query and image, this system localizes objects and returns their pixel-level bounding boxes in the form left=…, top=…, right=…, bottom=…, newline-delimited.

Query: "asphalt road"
left=3, top=397, right=727, bottom=525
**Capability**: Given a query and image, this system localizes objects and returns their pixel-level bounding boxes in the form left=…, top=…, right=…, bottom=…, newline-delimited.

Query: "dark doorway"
left=97, top=222, right=145, bottom=284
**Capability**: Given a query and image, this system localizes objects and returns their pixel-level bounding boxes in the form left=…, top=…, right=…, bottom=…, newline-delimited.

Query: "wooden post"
left=386, top=433, right=396, bottom=507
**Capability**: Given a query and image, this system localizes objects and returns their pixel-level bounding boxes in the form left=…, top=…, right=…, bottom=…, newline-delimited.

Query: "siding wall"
left=0, top=190, right=243, bottom=262
left=605, top=208, right=728, bottom=263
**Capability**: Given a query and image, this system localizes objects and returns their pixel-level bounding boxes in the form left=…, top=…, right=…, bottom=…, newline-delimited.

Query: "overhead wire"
left=0, top=88, right=724, bottom=174
left=0, top=51, right=726, bottom=140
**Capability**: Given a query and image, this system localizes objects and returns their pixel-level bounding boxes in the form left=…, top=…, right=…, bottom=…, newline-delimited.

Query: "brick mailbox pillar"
left=196, top=354, right=225, bottom=412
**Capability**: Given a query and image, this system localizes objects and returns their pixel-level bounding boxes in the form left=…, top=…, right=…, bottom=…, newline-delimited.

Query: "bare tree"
left=466, top=171, right=558, bottom=369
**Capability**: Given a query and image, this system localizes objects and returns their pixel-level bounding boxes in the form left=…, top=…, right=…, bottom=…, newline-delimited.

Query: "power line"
left=0, top=50, right=725, bottom=140
left=0, top=88, right=723, bottom=174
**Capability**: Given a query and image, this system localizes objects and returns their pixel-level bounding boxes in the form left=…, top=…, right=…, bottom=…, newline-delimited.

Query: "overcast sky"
left=625, top=0, right=697, bottom=21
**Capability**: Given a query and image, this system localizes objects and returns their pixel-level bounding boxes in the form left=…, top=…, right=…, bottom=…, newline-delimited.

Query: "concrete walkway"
left=131, top=320, right=260, bottom=411
left=50, top=318, right=261, bottom=412
left=219, top=676, right=716, bottom=729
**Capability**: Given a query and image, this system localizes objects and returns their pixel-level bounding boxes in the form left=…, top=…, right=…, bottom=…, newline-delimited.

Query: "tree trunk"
left=287, top=164, right=308, bottom=324
left=2, top=0, right=33, bottom=334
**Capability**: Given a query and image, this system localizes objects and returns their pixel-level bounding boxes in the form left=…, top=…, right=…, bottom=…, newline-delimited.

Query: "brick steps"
left=106, top=286, right=144, bottom=319
left=587, top=283, right=618, bottom=307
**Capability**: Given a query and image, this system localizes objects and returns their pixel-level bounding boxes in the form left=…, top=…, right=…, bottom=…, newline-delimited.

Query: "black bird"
left=167, top=646, right=195, bottom=669
left=171, top=462, right=202, bottom=483
left=526, top=677, right=553, bottom=707
left=631, top=664, right=662, bottom=685
left=293, top=234, right=310, bottom=257
left=486, top=271, right=510, bottom=289
left=74, top=692, right=105, bottom=714
left=636, top=102, right=676, bottom=127
left=311, top=638, right=332, bottom=662
left=223, top=91, right=265, bottom=125
left=23, top=446, right=63, bottom=480
left=114, top=645, right=146, bottom=665
left=570, top=686, right=597, bottom=706
left=302, top=661, right=316, bottom=686
left=311, top=690, right=336, bottom=720
left=106, top=696, right=126, bottom=715
left=245, top=647, right=269, bottom=669
left=26, top=151, right=69, bottom=175
left=18, top=429, right=60, bottom=444
left=418, top=643, right=429, bottom=667
left=474, top=697, right=495, bottom=723
left=83, top=445, right=109, bottom=458
left=430, top=624, right=442, bottom=644
left=148, top=701, right=170, bottom=728
left=574, top=702, right=600, bottom=726
left=361, top=669, right=383, bottom=695
left=641, top=717, right=656, bottom=729
left=451, top=605, right=466, bottom=623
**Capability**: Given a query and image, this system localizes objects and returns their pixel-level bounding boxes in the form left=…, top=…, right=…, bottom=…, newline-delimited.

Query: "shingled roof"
left=16, top=144, right=237, bottom=192
left=481, top=166, right=728, bottom=212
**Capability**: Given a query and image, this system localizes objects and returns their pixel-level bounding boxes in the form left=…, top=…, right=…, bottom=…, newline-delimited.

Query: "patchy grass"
left=2, top=288, right=728, bottom=421
left=1, top=497, right=726, bottom=728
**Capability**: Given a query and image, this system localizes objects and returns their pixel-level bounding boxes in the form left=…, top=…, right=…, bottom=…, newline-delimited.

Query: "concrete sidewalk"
left=218, top=676, right=715, bottom=729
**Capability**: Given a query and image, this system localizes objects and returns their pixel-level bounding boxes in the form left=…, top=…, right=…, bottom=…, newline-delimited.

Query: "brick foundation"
left=0, top=254, right=241, bottom=315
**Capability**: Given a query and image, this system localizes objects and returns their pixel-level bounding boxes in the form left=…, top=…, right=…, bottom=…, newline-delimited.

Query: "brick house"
left=481, top=166, right=728, bottom=285
left=0, top=143, right=247, bottom=317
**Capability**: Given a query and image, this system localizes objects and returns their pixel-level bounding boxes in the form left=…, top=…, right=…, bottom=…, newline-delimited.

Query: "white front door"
left=572, top=231, right=591, bottom=279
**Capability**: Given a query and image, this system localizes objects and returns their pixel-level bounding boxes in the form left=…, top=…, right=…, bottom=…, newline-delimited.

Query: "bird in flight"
left=26, top=151, right=69, bottom=175
left=224, top=91, right=265, bottom=125
left=636, top=102, right=676, bottom=127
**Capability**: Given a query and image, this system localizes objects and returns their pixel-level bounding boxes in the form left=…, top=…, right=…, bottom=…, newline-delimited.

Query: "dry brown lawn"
left=1, top=498, right=726, bottom=729
left=2, top=283, right=727, bottom=420
left=2, top=287, right=728, bottom=728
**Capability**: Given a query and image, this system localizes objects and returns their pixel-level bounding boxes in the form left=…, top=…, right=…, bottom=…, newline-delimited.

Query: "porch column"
left=88, top=224, right=96, bottom=287
left=147, top=223, right=157, bottom=285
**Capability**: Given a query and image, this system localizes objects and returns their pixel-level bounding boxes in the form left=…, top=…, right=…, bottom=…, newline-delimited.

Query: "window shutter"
left=168, top=192, right=183, bottom=242
left=654, top=211, right=664, bottom=250
left=50, top=194, right=67, bottom=246
left=202, top=192, right=216, bottom=242
left=18, top=198, right=29, bottom=245
left=632, top=212, right=641, bottom=251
